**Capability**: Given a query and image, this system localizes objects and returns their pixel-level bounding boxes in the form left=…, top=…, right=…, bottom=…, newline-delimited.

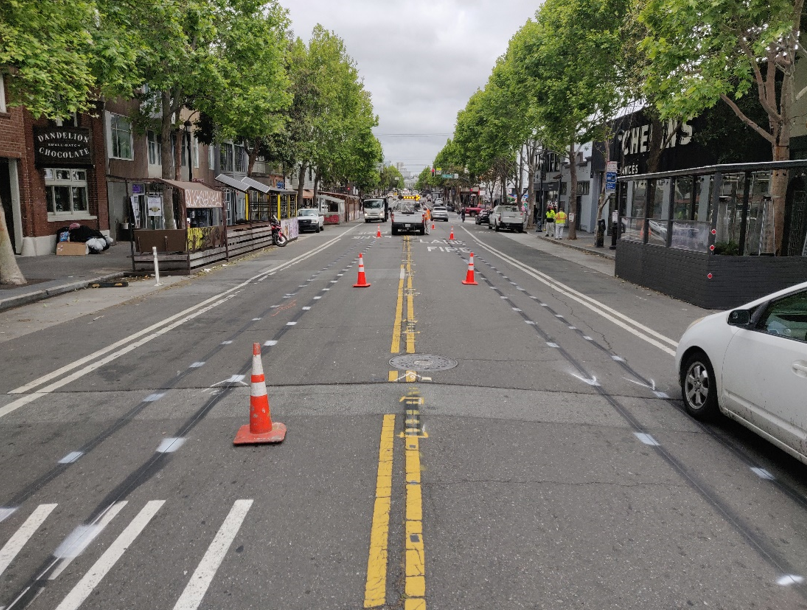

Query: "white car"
left=297, top=208, right=324, bottom=233
left=676, top=281, right=807, bottom=464
left=432, top=205, right=449, bottom=221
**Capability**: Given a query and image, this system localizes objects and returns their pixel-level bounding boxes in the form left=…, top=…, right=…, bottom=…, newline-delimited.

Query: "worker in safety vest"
left=555, top=207, right=567, bottom=239
left=545, top=206, right=556, bottom=238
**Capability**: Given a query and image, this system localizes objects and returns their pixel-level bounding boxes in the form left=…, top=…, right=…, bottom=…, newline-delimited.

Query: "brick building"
left=0, top=75, right=109, bottom=256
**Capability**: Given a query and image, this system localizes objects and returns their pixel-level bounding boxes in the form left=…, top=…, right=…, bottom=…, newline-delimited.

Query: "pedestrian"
left=461, top=208, right=466, bottom=223
left=545, top=205, right=556, bottom=238
left=555, top=206, right=567, bottom=239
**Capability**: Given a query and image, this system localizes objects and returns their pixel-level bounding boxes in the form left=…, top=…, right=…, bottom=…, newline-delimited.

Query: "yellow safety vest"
left=556, top=211, right=567, bottom=225
left=546, top=209, right=555, bottom=221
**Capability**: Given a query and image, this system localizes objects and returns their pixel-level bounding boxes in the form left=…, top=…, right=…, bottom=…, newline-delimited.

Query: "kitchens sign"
left=34, top=127, right=93, bottom=166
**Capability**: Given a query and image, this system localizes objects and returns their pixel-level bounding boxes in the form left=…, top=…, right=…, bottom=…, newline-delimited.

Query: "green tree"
left=640, top=0, right=804, bottom=253
left=196, top=0, right=292, bottom=176
left=380, top=164, right=404, bottom=191
left=523, top=0, right=629, bottom=239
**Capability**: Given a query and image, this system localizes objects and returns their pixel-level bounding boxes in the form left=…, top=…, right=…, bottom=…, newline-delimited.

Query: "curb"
left=537, top=235, right=615, bottom=260
left=0, top=272, right=126, bottom=313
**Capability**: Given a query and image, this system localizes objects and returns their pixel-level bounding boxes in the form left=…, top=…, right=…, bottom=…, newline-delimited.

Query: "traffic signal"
left=431, top=167, right=435, bottom=176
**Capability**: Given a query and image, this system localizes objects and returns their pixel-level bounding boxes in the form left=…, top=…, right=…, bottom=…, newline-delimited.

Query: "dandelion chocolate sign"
left=34, top=127, right=93, bottom=166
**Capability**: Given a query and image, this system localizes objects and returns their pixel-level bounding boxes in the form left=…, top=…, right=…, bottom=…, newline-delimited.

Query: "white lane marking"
left=54, top=501, right=164, bottom=610
left=4, top=231, right=356, bottom=412
left=583, top=336, right=593, bottom=340
left=751, top=467, right=775, bottom=480
left=778, top=575, right=804, bottom=586
left=302, top=306, right=311, bottom=311
left=330, top=280, right=338, bottom=284
left=156, top=438, right=186, bottom=453
left=463, top=230, right=679, bottom=355
left=490, top=286, right=497, bottom=290
left=512, top=308, right=522, bottom=312
left=546, top=342, right=559, bottom=348
left=58, top=451, right=83, bottom=464
left=172, top=499, right=253, bottom=610
left=525, top=321, right=536, bottom=325
left=612, top=355, right=625, bottom=362
left=500, top=296, right=508, bottom=299
left=0, top=508, right=18, bottom=523
left=189, top=362, right=205, bottom=368
left=555, top=314, right=564, bottom=318
left=0, top=504, right=57, bottom=577
left=634, top=433, right=660, bottom=446
left=653, top=391, right=669, bottom=399
left=221, top=341, right=233, bottom=345
left=568, top=326, right=577, bottom=330
left=322, top=288, right=330, bottom=291
left=210, top=375, right=246, bottom=388
left=337, top=274, right=344, bottom=277
left=287, top=321, right=297, bottom=326
left=540, top=303, right=548, bottom=307
left=264, top=341, right=278, bottom=347
left=571, top=373, right=600, bottom=386
left=50, top=502, right=128, bottom=580
left=252, top=318, right=261, bottom=321
left=144, top=393, right=165, bottom=402
left=313, top=296, right=322, bottom=300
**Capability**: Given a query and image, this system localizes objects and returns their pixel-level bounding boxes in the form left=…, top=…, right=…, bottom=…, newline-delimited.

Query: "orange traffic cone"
left=354, top=253, right=371, bottom=287
left=234, top=343, right=286, bottom=445
left=376, top=226, right=382, bottom=238
left=462, top=252, right=478, bottom=285
left=432, top=222, right=435, bottom=230
left=449, top=227, right=454, bottom=240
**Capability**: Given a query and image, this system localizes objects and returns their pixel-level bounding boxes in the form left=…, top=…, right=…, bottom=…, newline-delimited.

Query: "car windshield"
left=364, top=200, right=383, bottom=209
left=298, top=209, right=317, bottom=216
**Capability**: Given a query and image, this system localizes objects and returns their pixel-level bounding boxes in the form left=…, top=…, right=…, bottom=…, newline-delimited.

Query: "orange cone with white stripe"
left=234, top=343, right=286, bottom=445
left=354, top=253, right=371, bottom=287
left=449, top=227, right=454, bottom=240
left=462, top=252, right=478, bottom=285
left=376, top=226, right=382, bottom=238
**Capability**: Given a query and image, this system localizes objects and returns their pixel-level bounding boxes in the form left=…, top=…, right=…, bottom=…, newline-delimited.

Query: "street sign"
left=453, top=173, right=459, bottom=179
left=605, top=171, right=617, bottom=193
left=606, top=161, right=618, bottom=173
left=442, top=174, right=452, bottom=179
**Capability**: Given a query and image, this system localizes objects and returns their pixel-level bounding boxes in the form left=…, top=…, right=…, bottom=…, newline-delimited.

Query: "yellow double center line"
left=365, top=236, right=427, bottom=609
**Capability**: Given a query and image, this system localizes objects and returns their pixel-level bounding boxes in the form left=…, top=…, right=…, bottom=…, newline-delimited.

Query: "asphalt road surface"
left=3, top=214, right=807, bottom=610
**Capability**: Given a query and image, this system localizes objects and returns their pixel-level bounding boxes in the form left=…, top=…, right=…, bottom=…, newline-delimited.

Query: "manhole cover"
left=389, top=354, right=458, bottom=371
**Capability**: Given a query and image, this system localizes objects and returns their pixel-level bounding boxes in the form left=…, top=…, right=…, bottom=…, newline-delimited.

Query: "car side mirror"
left=728, top=309, right=751, bottom=327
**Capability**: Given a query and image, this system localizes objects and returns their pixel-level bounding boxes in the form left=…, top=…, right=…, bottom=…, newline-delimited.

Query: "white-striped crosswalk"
left=0, top=499, right=254, bottom=610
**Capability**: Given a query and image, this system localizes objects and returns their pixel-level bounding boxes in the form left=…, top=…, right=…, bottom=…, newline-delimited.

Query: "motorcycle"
left=270, top=216, right=287, bottom=247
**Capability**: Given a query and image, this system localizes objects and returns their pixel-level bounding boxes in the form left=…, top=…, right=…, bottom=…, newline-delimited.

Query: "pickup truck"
left=391, top=202, right=427, bottom=235
left=490, top=205, right=526, bottom=232
left=464, top=203, right=482, bottom=217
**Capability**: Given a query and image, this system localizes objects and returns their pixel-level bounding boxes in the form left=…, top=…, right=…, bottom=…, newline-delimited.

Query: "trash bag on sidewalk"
left=55, top=224, right=113, bottom=253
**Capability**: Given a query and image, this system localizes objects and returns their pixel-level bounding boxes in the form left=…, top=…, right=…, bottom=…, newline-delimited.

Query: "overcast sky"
left=285, top=0, right=540, bottom=176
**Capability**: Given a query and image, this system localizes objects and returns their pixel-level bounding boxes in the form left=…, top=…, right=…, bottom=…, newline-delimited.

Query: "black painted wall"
left=615, top=240, right=807, bottom=309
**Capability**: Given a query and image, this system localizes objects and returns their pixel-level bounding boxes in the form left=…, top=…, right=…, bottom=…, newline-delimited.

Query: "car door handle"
left=793, top=361, right=807, bottom=378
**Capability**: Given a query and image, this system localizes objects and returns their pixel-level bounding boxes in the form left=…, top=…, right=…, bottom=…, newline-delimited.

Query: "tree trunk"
left=246, top=138, right=258, bottom=177
left=313, top=170, right=321, bottom=204
left=596, top=141, right=611, bottom=222
left=568, top=143, right=578, bottom=240
left=160, top=91, right=177, bottom=230
left=771, top=145, right=789, bottom=255
left=0, top=198, right=25, bottom=285
left=296, top=163, right=307, bottom=212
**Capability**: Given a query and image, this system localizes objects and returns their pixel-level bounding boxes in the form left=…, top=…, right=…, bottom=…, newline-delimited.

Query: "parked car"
left=296, top=208, right=324, bottom=233
left=432, top=205, right=449, bottom=222
left=476, top=209, right=492, bottom=225
left=676, top=281, right=807, bottom=464
left=490, top=205, right=526, bottom=232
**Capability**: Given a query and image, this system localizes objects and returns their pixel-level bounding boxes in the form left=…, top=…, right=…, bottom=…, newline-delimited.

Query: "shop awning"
left=215, top=174, right=250, bottom=193
left=318, top=194, right=343, bottom=204
left=241, top=176, right=271, bottom=194
left=160, top=179, right=223, bottom=209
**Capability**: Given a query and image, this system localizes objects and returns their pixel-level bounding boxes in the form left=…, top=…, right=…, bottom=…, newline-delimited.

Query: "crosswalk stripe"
left=172, top=499, right=253, bottom=610
left=0, top=504, right=57, bottom=577
left=54, top=500, right=164, bottom=610
left=50, top=502, right=127, bottom=581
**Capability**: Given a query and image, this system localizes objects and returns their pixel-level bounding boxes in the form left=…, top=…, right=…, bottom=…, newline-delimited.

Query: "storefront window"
left=745, top=171, right=774, bottom=255
left=235, top=145, right=246, bottom=173
left=110, top=113, right=133, bottom=159
left=45, top=168, right=89, bottom=215
left=192, top=136, right=199, bottom=168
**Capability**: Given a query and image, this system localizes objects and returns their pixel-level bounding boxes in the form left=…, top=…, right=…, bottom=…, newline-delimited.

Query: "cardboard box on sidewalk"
left=56, top=242, right=88, bottom=256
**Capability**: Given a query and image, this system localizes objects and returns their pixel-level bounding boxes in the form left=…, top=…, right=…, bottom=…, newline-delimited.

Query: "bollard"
left=610, top=221, right=618, bottom=250
left=152, top=246, right=162, bottom=286
left=595, top=219, right=605, bottom=248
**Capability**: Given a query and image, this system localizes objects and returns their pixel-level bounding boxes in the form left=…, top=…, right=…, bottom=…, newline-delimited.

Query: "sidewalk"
left=534, top=227, right=616, bottom=260
left=0, top=243, right=140, bottom=312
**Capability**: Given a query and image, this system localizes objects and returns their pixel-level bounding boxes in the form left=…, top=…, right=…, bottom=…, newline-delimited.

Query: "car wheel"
left=316, top=225, right=320, bottom=233
left=494, top=221, right=500, bottom=232
left=681, top=351, right=719, bottom=420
